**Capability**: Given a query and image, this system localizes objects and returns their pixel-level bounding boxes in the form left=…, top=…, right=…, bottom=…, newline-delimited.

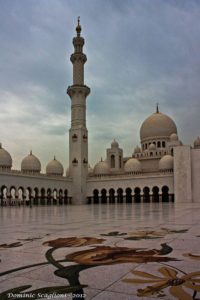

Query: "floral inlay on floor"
left=0, top=228, right=200, bottom=299
left=0, top=204, right=200, bottom=299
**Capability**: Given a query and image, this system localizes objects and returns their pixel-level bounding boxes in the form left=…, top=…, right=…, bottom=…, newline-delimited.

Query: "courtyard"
left=0, top=203, right=200, bottom=299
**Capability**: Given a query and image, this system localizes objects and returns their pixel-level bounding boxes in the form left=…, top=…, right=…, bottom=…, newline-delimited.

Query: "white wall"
left=0, top=171, right=72, bottom=195
left=174, top=146, right=192, bottom=202
left=87, top=173, right=174, bottom=196
left=191, top=148, right=200, bottom=202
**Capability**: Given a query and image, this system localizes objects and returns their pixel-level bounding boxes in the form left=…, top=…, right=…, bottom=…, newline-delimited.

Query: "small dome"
left=140, top=111, right=177, bottom=141
left=111, top=139, right=119, bottom=148
left=0, top=143, right=12, bottom=169
left=134, top=145, right=141, bottom=154
left=46, top=156, right=63, bottom=176
left=94, top=159, right=110, bottom=175
left=159, top=155, right=173, bottom=170
left=124, top=158, right=142, bottom=173
left=170, top=133, right=178, bottom=141
left=149, top=143, right=156, bottom=151
left=21, top=151, right=41, bottom=173
left=194, top=136, right=200, bottom=148
left=88, top=164, right=94, bottom=175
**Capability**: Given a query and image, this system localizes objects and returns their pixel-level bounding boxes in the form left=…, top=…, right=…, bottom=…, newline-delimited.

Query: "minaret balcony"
left=70, top=53, right=87, bottom=63
left=67, top=85, right=90, bottom=97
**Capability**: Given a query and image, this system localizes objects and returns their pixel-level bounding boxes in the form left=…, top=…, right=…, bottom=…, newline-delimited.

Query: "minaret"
left=67, top=18, right=90, bottom=204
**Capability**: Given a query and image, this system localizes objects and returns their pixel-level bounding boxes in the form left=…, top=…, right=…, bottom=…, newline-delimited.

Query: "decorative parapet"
left=67, top=85, right=90, bottom=97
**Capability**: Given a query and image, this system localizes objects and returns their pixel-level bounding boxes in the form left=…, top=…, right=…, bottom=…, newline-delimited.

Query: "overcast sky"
left=0, top=0, right=200, bottom=172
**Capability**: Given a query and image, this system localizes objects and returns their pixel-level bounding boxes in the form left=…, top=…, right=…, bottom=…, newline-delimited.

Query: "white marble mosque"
left=0, top=19, right=200, bottom=206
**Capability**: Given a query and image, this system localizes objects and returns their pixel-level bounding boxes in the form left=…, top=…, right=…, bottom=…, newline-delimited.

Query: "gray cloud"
left=1, top=0, right=200, bottom=169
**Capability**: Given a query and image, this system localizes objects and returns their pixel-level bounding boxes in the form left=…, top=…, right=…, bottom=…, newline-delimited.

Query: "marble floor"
left=0, top=203, right=200, bottom=300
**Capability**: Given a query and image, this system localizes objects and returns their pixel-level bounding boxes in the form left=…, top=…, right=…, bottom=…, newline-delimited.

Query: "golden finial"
left=76, top=16, right=81, bottom=36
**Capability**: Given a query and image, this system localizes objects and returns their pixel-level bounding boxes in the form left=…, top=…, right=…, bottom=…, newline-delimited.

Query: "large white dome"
left=94, top=159, right=110, bottom=175
left=21, top=151, right=41, bottom=173
left=46, top=157, right=63, bottom=176
left=0, top=143, right=12, bottom=169
left=140, top=111, right=177, bottom=141
left=124, top=158, right=141, bottom=173
left=159, top=155, right=174, bottom=170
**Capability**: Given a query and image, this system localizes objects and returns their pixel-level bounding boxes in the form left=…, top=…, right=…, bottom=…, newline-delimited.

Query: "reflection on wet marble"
left=0, top=203, right=200, bottom=299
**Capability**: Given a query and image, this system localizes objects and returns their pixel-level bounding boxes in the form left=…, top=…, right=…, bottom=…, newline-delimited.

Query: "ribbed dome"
left=46, top=157, right=63, bottom=176
left=149, top=143, right=156, bottom=150
left=21, top=151, right=41, bottom=173
left=0, top=143, right=12, bottom=169
left=159, top=155, right=173, bottom=170
left=94, top=159, right=110, bottom=175
left=140, top=111, right=177, bottom=141
left=111, top=139, right=119, bottom=148
left=170, top=133, right=178, bottom=141
left=194, top=136, right=200, bottom=148
left=124, top=158, right=141, bottom=173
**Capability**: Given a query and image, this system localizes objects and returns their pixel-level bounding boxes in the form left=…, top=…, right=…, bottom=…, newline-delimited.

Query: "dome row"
left=21, top=152, right=64, bottom=175
left=92, top=154, right=174, bottom=175
left=0, top=145, right=63, bottom=175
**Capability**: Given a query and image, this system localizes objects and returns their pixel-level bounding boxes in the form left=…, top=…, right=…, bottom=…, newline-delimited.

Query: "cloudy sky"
left=0, top=0, right=200, bottom=171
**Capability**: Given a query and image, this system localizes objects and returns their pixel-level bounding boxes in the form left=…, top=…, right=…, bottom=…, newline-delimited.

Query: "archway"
left=134, top=187, right=141, bottom=203
left=125, top=187, right=132, bottom=203
left=162, top=186, right=169, bottom=202
left=1, top=186, right=7, bottom=206
left=59, top=189, right=63, bottom=205
left=109, top=188, right=115, bottom=203
left=40, top=188, right=46, bottom=205
left=33, top=188, right=39, bottom=205
left=93, top=189, right=99, bottom=204
left=117, top=188, right=123, bottom=203
left=53, top=189, right=57, bottom=205
left=26, top=187, right=32, bottom=206
left=18, top=187, right=24, bottom=205
left=10, top=186, right=16, bottom=206
left=143, top=187, right=150, bottom=203
left=47, top=188, right=52, bottom=205
left=152, top=186, right=159, bottom=202
left=101, top=189, right=107, bottom=204
left=64, top=189, right=68, bottom=205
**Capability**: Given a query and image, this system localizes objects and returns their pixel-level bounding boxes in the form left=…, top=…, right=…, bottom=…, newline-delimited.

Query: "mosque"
left=0, top=20, right=200, bottom=206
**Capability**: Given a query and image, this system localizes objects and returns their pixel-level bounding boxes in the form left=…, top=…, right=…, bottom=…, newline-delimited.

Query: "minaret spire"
left=156, top=103, right=159, bottom=113
left=67, top=19, right=90, bottom=204
left=76, top=16, right=81, bottom=37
